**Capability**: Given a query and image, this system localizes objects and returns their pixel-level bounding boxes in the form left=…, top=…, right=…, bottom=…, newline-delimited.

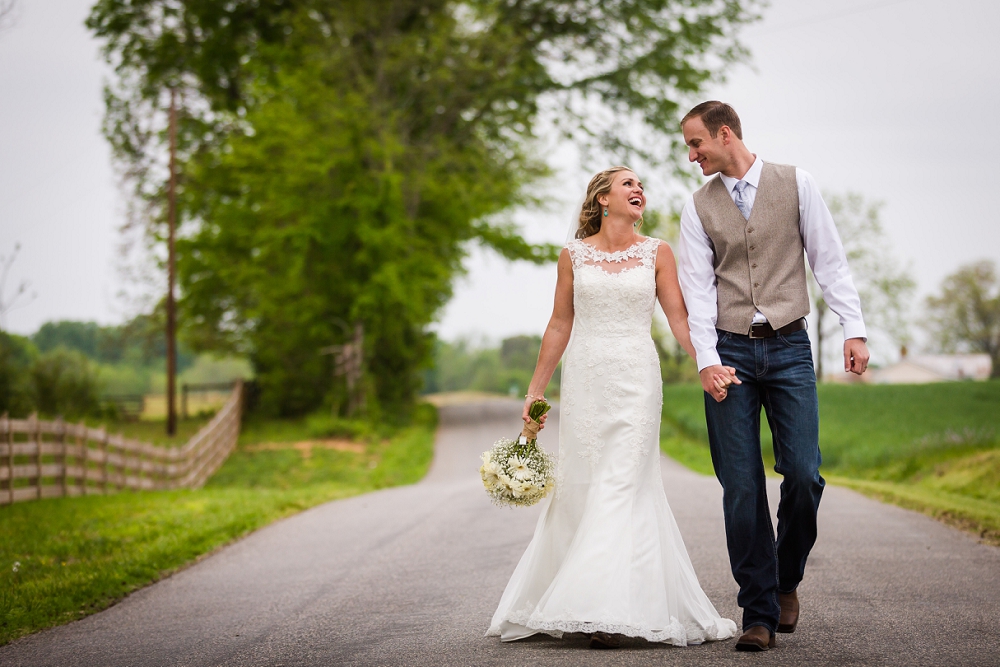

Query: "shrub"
left=30, top=347, right=104, bottom=419
left=0, top=332, right=37, bottom=417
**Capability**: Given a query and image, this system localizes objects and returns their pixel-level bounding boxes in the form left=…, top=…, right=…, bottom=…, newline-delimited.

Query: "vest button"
left=749, top=245, right=756, bottom=251
left=752, top=263, right=758, bottom=268
left=747, top=228, right=754, bottom=233
left=753, top=282, right=760, bottom=288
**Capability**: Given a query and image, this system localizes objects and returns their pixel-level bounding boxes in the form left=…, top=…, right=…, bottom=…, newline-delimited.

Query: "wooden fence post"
left=2, top=412, right=10, bottom=505
left=78, top=420, right=87, bottom=497
left=99, top=426, right=109, bottom=494
left=55, top=416, right=67, bottom=499
left=115, top=438, right=123, bottom=491
left=136, top=439, right=145, bottom=490
left=28, top=412, right=41, bottom=500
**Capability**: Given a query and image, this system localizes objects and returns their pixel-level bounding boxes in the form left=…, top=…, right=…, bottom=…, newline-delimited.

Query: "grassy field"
left=660, top=381, right=1000, bottom=544
left=94, top=416, right=214, bottom=447
left=0, top=404, right=437, bottom=646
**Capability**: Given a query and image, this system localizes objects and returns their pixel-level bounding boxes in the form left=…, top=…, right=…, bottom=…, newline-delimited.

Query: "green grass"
left=236, top=410, right=387, bottom=447
left=96, top=417, right=213, bottom=447
left=659, top=381, right=1000, bottom=544
left=0, top=403, right=437, bottom=646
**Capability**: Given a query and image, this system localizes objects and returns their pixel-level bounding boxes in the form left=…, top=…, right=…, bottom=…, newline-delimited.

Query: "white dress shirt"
left=678, top=156, right=867, bottom=371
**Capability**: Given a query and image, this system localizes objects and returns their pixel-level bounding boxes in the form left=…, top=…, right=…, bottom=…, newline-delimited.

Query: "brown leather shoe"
left=778, top=590, right=799, bottom=633
left=735, top=626, right=775, bottom=651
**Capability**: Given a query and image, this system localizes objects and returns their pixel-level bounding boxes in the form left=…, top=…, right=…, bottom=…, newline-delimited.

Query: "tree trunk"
left=166, top=88, right=177, bottom=436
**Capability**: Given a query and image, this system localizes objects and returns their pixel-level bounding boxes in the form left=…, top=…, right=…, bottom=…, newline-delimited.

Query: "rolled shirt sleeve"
left=796, top=168, right=867, bottom=341
left=677, top=196, right=723, bottom=371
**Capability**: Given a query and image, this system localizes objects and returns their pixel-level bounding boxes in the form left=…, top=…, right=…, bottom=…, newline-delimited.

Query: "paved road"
left=4, top=399, right=1000, bottom=666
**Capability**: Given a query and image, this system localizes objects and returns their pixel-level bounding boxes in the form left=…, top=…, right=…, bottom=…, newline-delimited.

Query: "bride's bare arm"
left=523, top=248, right=575, bottom=425
left=654, top=241, right=697, bottom=360
left=655, top=241, right=740, bottom=396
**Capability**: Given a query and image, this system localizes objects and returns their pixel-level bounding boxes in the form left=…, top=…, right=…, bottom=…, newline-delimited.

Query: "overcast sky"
left=2, top=0, right=999, bottom=364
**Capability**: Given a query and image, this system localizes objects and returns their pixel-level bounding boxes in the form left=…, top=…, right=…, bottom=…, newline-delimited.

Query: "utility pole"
left=166, top=88, right=178, bottom=436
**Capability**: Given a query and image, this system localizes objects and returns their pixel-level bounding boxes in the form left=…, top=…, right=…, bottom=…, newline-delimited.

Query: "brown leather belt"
left=746, top=317, right=807, bottom=339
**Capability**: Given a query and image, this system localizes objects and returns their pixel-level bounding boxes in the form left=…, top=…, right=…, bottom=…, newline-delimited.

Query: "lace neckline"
left=572, top=236, right=655, bottom=263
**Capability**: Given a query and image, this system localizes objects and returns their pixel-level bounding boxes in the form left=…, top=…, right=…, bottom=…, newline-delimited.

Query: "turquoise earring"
left=603, top=208, right=608, bottom=217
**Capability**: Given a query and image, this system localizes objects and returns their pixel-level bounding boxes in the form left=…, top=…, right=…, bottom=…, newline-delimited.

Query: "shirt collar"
left=719, top=155, right=763, bottom=193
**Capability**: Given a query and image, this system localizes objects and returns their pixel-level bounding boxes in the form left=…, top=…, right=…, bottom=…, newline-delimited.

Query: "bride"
left=486, top=167, right=739, bottom=649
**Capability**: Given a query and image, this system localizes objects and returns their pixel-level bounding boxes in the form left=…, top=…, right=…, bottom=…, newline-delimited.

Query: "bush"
left=30, top=348, right=104, bottom=419
left=0, top=332, right=36, bottom=417
left=305, top=412, right=386, bottom=441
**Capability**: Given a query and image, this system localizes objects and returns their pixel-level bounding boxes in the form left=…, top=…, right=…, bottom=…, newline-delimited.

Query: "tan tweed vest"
left=692, top=162, right=810, bottom=335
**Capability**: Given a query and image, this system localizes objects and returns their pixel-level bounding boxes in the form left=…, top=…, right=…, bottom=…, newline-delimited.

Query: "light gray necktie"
left=734, top=180, right=751, bottom=220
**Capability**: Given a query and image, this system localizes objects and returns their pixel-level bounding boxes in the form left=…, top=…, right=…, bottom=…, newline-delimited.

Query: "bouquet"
left=480, top=399, right=556, bottom=508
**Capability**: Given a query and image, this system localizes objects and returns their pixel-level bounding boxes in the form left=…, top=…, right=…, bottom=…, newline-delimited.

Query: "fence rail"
left=0, top=380, right=243, bottom=506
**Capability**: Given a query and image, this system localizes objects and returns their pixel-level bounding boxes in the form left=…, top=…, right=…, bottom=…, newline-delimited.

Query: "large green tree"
left=925, top=260, right=1000, bottom=379
left=88, top=0, right=760, bottom=417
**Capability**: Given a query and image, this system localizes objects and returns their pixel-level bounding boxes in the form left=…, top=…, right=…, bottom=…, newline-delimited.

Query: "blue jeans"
left=704, top=328, right=824, bottom=633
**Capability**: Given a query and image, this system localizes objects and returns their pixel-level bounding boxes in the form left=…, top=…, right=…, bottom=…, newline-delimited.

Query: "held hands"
left=699, top=365, right=742, bottom=403
left=844, top=338, right=870, bottom=375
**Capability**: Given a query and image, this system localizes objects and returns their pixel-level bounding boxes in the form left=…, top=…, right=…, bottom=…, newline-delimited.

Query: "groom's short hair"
left=681, top=101, right=743, bottom=140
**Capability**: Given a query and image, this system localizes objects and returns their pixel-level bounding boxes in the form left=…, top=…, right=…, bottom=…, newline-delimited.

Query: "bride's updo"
left=576, top=166, right=636, bottom=239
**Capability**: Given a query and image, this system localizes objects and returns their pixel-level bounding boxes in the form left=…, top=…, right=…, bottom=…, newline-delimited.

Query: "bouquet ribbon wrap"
left=517, top=398, right=551, bottom=445
left=519, top=417, right=541, bottom=444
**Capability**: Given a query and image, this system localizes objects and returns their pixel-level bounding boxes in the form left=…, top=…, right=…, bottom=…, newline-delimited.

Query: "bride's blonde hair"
left=576, top=166, right=641, bottom=239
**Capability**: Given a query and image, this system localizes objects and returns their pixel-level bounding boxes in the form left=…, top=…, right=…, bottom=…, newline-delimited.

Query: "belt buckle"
left=748, top=324, right=766, bottom=339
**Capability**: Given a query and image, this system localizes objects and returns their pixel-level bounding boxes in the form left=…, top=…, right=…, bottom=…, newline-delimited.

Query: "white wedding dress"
left=487, top=237, right=737, bottom=645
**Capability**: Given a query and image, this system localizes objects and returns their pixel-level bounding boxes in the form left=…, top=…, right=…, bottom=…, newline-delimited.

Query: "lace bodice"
left=567, top=237, right=660, bottom=339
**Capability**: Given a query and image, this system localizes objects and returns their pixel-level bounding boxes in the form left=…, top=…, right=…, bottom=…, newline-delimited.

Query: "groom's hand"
left=700, top=365, right=742, bottom=403
left=844, top=338, right=870, bottom=375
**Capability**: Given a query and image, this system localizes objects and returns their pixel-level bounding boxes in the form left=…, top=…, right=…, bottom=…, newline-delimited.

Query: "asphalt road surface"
left=4, top=399, right=999, bottom=666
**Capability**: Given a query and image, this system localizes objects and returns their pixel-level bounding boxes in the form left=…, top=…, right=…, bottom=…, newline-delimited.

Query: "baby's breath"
left=480, top=437, right=556, bottom=508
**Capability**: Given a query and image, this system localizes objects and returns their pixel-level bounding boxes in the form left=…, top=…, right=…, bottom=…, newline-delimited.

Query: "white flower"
left=509, top=480, right=530, bottom=498
left=12, top=561, right=20, bottom=573
left=480, top=460, right=502, bottom=490
left=498, top=471, right=515, bottom=491
left=507, top=455, right=533, bottom=481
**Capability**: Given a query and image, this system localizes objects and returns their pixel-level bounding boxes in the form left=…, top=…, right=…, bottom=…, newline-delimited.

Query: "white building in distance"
left=868, top=353, right=993, bottom=385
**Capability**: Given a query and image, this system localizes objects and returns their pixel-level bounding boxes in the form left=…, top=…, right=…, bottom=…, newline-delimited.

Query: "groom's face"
left=682, top=117, right=727, bottom=177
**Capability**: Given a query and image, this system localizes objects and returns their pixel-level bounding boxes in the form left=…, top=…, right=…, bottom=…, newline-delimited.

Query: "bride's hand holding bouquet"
left=521, top=392, right=550, bottom=432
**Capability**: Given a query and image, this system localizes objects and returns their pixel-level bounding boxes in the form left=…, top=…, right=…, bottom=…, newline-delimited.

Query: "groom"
left=676, top=102, right=869, bottom=651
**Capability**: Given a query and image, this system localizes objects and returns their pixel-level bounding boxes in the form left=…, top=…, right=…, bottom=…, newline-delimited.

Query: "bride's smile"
left=600, top=172, right=646, bottom=222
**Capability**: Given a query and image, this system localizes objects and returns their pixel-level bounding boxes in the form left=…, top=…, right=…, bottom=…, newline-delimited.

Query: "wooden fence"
left=0, top=380, right=243, bottom=506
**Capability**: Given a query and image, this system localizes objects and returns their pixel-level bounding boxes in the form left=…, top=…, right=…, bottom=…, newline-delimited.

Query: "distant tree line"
left=424, top=335, right=555, bottom=398
left=31, top=318, right=196, bottom=370
left=0, top=315, right=196, bottom=419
